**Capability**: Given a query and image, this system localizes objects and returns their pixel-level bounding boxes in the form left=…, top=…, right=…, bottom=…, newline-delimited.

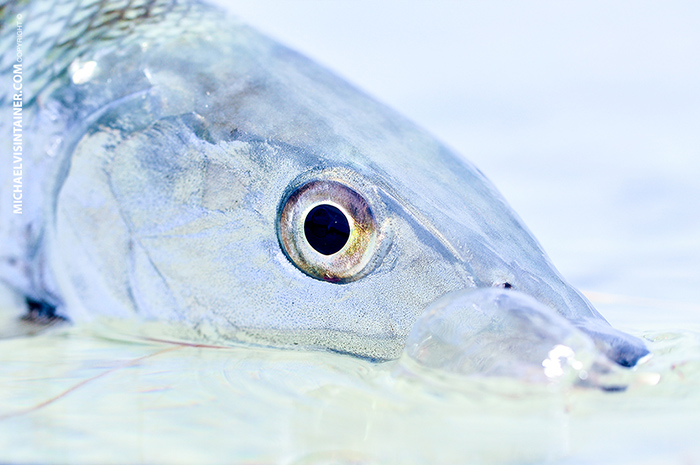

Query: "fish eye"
left=277, top=179, right=381, bottom=283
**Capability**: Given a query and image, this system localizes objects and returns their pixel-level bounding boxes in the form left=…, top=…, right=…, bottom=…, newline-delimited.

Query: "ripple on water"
left=1, top=292, right=700, bottom=463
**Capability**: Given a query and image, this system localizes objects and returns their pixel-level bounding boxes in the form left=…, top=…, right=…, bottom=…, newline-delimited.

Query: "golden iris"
left=277, top=177, right=381, bottom=283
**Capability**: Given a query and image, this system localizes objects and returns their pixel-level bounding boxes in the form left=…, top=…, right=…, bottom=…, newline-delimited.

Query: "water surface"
left=1, top=283, right=699, bottom=464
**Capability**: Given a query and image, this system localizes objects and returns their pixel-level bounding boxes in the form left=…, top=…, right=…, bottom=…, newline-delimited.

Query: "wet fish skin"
left=0, top=0, right=648, bottom=365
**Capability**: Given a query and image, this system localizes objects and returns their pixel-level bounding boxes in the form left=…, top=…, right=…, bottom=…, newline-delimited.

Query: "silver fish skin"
left=0, top=0, right=648, bottom=365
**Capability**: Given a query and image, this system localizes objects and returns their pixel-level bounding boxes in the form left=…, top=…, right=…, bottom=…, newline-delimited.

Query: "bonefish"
left=0, top=0, right=648, bottom=369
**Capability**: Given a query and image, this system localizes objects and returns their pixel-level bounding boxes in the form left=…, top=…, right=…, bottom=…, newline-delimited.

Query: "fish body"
left=0, top=0, right=647, bottom=366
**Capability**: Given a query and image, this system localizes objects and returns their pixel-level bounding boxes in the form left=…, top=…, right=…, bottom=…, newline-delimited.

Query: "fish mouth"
left=574, top=319, right=650, bottom=368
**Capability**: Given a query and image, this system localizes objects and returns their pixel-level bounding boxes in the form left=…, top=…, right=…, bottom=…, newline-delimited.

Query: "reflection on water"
left=1, top=287, right=699, bottom=464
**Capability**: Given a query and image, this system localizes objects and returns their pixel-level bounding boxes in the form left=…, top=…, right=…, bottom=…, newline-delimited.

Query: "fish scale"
left=0, top=0, right=206, bottom=105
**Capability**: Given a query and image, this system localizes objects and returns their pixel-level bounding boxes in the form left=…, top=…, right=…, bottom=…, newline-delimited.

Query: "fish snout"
left=507, top=273, right=650, bottom=368
left=405, top=286, right=650, bottom=384
left=404, top=288, right=622, bottom=386
left=574, top=320, right=650, bottom=368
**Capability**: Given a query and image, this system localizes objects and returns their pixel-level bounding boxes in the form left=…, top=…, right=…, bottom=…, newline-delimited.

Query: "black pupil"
left=304, top=204, right=351, bottom=255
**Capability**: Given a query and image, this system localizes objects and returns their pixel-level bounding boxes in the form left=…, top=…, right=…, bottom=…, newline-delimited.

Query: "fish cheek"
left=53, top=118, right=256, bottom=326
left=105, top=124, right=254, bottom=317
left=200, top=158, right=248, bottom=212
left=54, top=122, right=209, bottom=324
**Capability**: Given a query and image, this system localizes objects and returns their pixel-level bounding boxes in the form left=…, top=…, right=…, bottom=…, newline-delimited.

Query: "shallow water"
left=1, top=283, right=700, bottom=464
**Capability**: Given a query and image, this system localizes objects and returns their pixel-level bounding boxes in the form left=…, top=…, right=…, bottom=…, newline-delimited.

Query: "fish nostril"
left=499, top=282, right=513, bottom=289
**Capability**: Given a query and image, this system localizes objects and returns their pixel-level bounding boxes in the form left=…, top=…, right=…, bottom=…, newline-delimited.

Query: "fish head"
left=50, top=8, right=648, bottom=366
